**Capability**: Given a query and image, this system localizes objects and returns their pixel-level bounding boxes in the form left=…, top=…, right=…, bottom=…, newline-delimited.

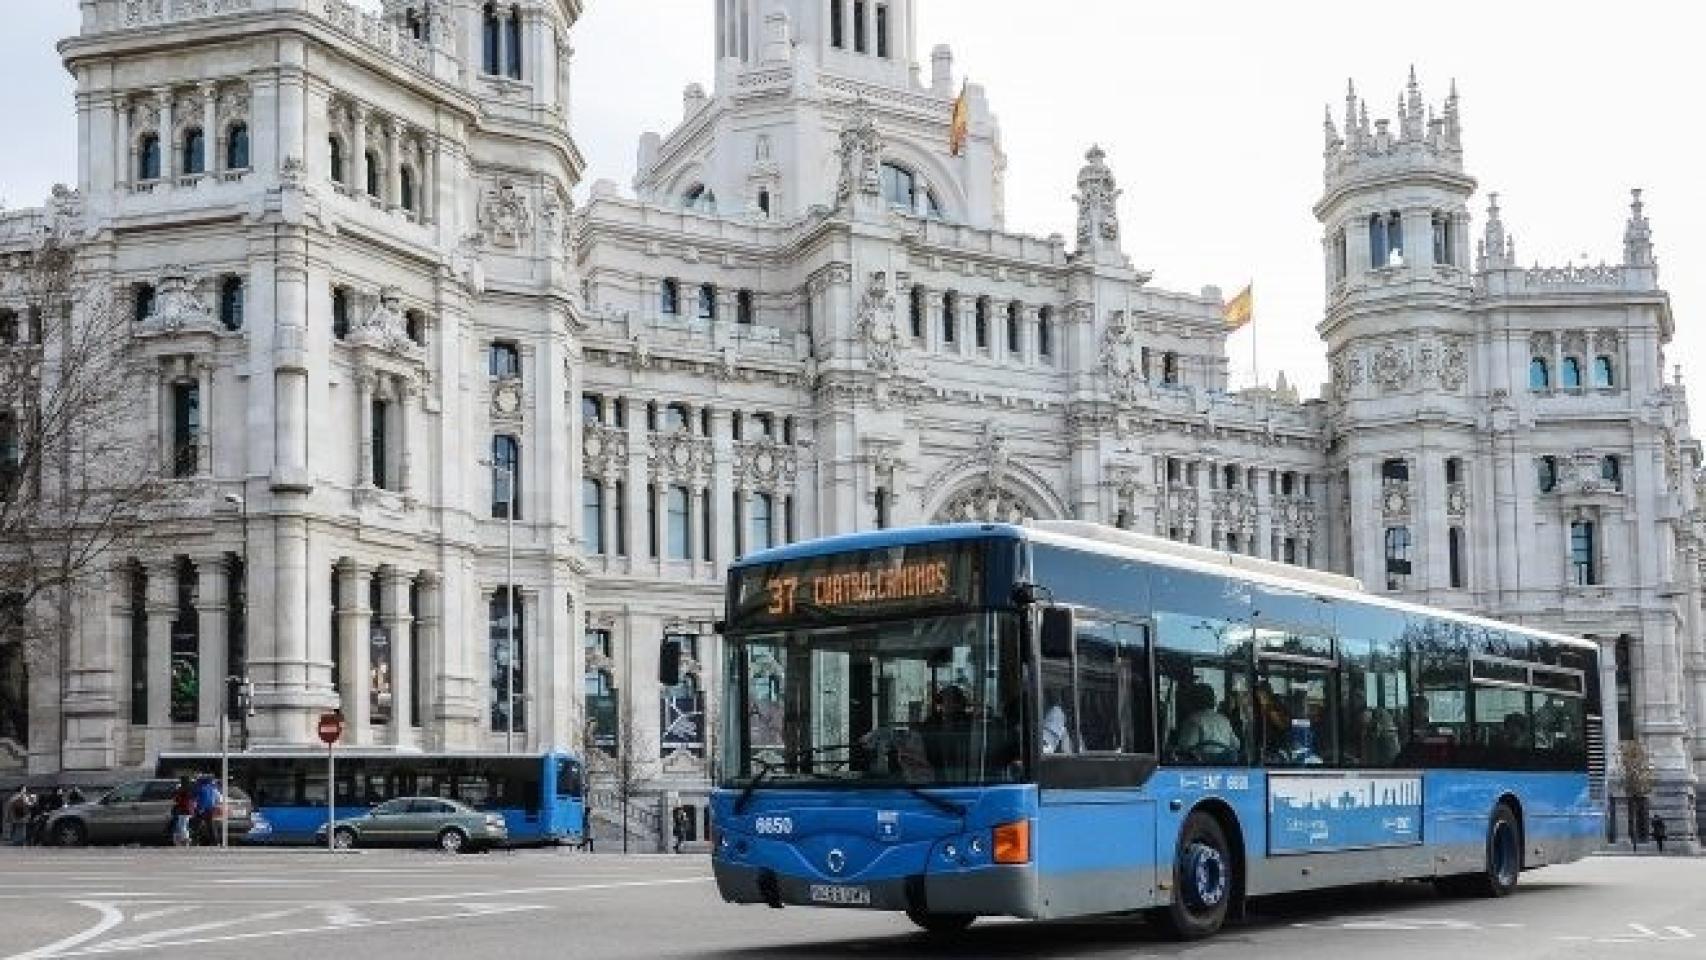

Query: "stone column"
left=386, top=119, right=403, bottom=208
left=155, top=88, right=173, bottom=179
left=1193, top=461, right=1212, bottom=548
left=423, top=136, right=438, bottom=224
left=381, top=567, right=413, bottom=742
left=196, top=360, right=214, bottom=476
left=145, top=559, right=176, bottom=736
left=415, top=572, right=441, bottom=742
left=712, top=410, right=736, bottom=565
left=351, top=105, right=368, bottom=197
left=116, top=96, right=130, bottom=186
left=199, top=82, right=217, bottom=174
left=357, top=370, right=374, bottom=487
left=337, top=559, right=373, bottom=741
left=399, top=376, right=418, bottom=498
left=1255, top=469, right=1273, bottom=560
left=195, top=556, right=230, bottom=748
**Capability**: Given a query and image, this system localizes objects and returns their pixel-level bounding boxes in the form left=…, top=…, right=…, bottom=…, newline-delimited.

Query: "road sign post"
left=318, top=710, right=344, bottom=853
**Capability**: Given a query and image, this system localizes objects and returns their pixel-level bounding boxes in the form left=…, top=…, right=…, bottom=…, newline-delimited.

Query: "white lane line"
left=51, top=905, right=550, bottom=958
left=372, top=876, right=712, bottom=905
left=86, top=908, right=306, bottom=951
left=4, top=901, right=125, bottom=960
left=127, top=908, right=194, bottom=924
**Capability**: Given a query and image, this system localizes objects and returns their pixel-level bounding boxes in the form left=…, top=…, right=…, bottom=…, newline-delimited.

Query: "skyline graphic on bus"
left=1269, top=775, right=1423, bottom=852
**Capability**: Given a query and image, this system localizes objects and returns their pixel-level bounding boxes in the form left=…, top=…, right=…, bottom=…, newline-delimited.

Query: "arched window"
left=329, top=136, right=345, bottom=184
left=925, top=189, right=944, bottom=220
left=682, top=184, right=717, bottom=214
left=1448, top=526, right=1466, bottom=589
left=404, top=310, right=425, bottom=345
left=133, top=283, right=157, bottom=322
left=1161, top=350, right=1179, bottom=385
left=974, top=296, right=989, bottom=349
left=582, top=479, right=605, bottom=555
left=660, top=278, right=680, bottom=316
left=0, top=311, right=15, bottom=346
left=225, top=123, right=249, bottom=170
left=1601, top=454, right=1622, bottom=490
left=400, top=167, right=416, bottom=213
left=364, top=151, right=381, bottom=197
left=218, top=275, right=244, bottom=331
left=667, top=485, right=691, bottom=559
left=331, top=286, right=351, bottom=339
left=488, top=341, right=520, bottom=379
left=488, top=586, right=525, bottom=733
left=941, top=292, right=957, bottom=344
left=1006, top=302, right=1022, bottom=353
left=697, top=284, right=717, bottom=321
left=505, top=5, right=524, bottom=79
left=1038, top=307, right=1054, bottom=360
left=1431, top=211, right=1454, bottom=266
left=1529, top=357, right=1550, bottom=390
left=1383, top=526, right=1411, bottom=590
left=172, top=381, right=201, bottom=477
left=908, top=286, right=924, bottom=339
left=491, top=434, right=521, bottom=519
left=182, top=128, right=206, bottom=176
left=1593, top=355, right=1615, bottom=388
left=749, top=492, right=774, bottom=551
left=879, top=162, right=915, bottom=210
left=481, top=3, right=501, bottom=74
left=1537, top=455, right=1558, bottom=493
left=138, top=133, right=162, bottom=181
left=1561, top=356, right=1582, bottom=389
left=757, top=189, right=771, bottom=216
left=736, top=289, right=754, bottom=325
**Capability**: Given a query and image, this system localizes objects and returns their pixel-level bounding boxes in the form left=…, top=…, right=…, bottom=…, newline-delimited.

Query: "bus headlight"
left=992, top=820, right=1030, bottom=865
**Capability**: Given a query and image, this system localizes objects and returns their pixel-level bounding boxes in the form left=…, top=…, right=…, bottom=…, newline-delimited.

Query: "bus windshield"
left=721, top=612, right=1026, bottom=789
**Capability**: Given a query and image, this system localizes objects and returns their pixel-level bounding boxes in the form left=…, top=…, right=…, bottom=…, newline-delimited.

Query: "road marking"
left=83, top=908, right=305, bottom=952
left=127, top=908, right=194, bottom=923
left=373, top=876, right=712, bottom=905
left=4, top=901, right=125, bottom=960
left=44, top=905, right=551, bottom=958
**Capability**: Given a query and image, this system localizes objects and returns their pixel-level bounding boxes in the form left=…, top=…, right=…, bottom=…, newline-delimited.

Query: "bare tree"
left=585, top=710, right=660, bottom=853
left=1, top=221, right=171, bottom=764
left=1616, top=739, right=1657, bottom=844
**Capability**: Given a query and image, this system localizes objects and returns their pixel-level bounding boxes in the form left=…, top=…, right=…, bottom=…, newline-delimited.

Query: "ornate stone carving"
left=1439, top=337, right=1468, bottom=390
left=489, top=379, right=523, bottom=421
left=582, top=423, right=628, bottom=481
left=1166, top=484, right=1199, bottom=540
left=1074, top=145, right=1121, bottom=248
left=138, top=267, right=219, bottom=333
left=937, top=485, right=1030, bottom=524
left=1371, top=344, right=1411, bottom=391
left=1211, top=489, right=1256, bottom=536
left=1595, top=328, right=1622, bottom=353
left=1529, top=331, right=1554, bottom=357
left=648, top=430, right=712, bottom=484
left=1381, top=479, right=1411, bottom=520
left=833, top=103, right=883, bottom=209
left=854, top=270, right=902, bottom=374
left=1446, top=481, right=1468, bottom=518
left=1277, top=495, right=1318, bottom=537
left=734, top=436, right=799, bottom=494
left=346, top=286, right=419, bottom=355
left=1100, top=310, right=1145, bottom=401
left=478, top=179, right=533, bottom=248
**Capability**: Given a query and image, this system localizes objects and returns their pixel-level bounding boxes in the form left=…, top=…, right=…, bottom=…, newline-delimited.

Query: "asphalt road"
left=0, top=848, right=1700, bottom=959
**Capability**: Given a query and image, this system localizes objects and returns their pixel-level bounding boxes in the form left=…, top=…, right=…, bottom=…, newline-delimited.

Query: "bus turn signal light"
left=992, top=820, right=1030, bottom=864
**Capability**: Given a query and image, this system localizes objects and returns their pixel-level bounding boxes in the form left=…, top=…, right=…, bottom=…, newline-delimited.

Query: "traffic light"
left=225, top=676, right=254, bottom=722
left=658, top=639, right=682, bottom=687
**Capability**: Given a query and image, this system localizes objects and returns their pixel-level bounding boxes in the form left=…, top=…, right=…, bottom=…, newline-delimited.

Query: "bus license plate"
left=809, top=884, right=872, bottom=906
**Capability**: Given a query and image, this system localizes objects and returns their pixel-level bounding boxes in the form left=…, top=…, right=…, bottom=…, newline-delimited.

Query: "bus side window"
left=1154, top=610, right=1250, bottom=766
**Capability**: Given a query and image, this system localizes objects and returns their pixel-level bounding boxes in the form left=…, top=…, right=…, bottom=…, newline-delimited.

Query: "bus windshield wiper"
left=899, top=782, right=965, bottom=818
left=733, top=758, right=774, bottom=815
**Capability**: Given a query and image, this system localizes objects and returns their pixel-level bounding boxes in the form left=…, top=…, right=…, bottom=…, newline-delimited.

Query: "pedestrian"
left=192, top=775, right=221, bottom=846
left=580, top=805, right=595, bottom=853
left=63, top=785, right=85, bottom=806
left=672, top=806, right=688, bottom=854
left=170, top=776, right=196, bottom=848
left=1651, top=813, right=1668, bottom=853
left=29, top=786, right=64, bottom=845
left=6, top=786, right=31, bottom=846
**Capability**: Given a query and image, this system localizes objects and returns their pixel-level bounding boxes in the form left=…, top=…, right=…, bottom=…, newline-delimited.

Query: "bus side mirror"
left=659, top=640, right=682, bottom=687
left=1040, top=607, right=1075, bottom=660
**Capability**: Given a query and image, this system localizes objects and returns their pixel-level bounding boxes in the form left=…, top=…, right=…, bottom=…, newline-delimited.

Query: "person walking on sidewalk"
left=671, top=806, right=689, bottom=854
left=580, top=805, right=595, bottom=853
left=170, top=776, right=196, bottom=848
left=6, top=786, right=32, bottom=846
left=1651, top=813, right=1668, bottom=853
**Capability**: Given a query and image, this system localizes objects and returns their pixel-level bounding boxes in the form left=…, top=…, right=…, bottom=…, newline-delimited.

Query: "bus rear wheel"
left=1438, top=802, right=1521, bottom=899
left=1158, top=811, right=1234, bottom=941
left=905, top=907, right=975, bottom=937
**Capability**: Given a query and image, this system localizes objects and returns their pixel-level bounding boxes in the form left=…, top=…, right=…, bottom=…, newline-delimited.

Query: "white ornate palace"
left=0, top=0, right=1701, bottom=839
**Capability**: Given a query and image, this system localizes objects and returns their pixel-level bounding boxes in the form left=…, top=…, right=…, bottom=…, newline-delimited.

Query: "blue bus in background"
left=158, top=750, right=585, bottom=846
left=709, top=522, right=1602, bottom=940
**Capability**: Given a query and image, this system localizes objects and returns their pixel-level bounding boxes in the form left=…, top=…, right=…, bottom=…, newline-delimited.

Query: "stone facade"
left=0, top=1, right=1700, bottom=837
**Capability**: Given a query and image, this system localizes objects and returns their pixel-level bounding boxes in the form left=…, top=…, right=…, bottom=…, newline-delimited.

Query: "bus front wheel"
left=905, top=907, right=975, bottom=937
left=1158, top=811, right=1234, bottom=941
left=1438, top=802, right=1521, bottom=899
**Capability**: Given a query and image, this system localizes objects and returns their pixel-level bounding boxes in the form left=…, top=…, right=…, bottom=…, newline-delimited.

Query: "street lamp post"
left=480, top=458, right=517, bottom=754
left=220, top=492, right=248, bottom=850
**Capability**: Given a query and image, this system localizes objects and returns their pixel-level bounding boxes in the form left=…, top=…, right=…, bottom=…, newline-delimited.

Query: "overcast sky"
left=4, top=1, right=1701, bottom=401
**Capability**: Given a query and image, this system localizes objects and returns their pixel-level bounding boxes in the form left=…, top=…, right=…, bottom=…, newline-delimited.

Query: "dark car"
left=44, top=778, right=259, bottom=847
left=314, top=797, right=507, bottom=853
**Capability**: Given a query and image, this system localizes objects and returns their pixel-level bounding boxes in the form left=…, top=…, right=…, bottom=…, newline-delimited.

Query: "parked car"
left=44, top=778, right=258, bottom=847
left=314, top=797, right=507, bottom=853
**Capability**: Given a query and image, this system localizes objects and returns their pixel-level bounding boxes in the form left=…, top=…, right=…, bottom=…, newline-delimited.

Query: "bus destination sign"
left=730, top=543, right=983, bottom=630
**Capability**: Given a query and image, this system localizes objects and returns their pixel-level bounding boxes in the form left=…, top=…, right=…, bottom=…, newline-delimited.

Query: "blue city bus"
left=157, top=750, right=585, bottom=845
left=708, top=522, right=1603, bottom=940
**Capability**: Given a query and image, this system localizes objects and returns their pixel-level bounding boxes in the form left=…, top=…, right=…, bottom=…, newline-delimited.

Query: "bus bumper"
left=713, top=859, right=1037, bottom=918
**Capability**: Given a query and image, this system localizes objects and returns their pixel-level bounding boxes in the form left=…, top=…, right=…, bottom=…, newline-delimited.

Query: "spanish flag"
left=948, top=81, right=970, bottom=157
left=1224, top=284, right=1253, bottom=331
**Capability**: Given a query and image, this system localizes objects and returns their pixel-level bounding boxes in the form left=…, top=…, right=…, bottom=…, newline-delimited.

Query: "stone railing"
left=1476, top=261, right=1655, bottom=298
left=123, top=0, right=253, bottom=27
left=319, top=0, right=432, bottom=75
